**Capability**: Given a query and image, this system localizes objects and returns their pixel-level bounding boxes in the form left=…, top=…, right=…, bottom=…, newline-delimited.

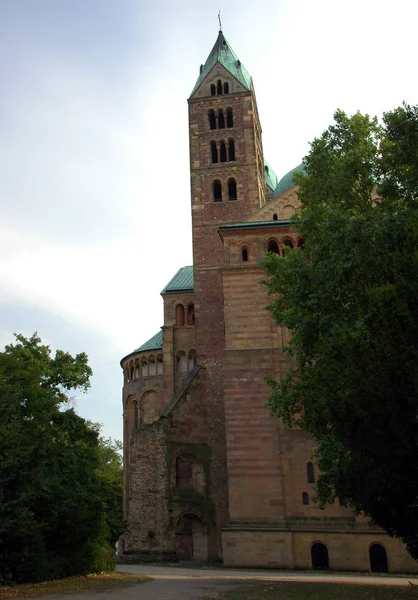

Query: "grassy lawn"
left=210, top=582, right=418, bottom=600
left=0, top=573, right=151, bottom=599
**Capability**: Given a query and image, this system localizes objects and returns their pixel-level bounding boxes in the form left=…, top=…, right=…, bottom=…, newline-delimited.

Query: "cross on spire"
left=218, top=11, right=222, bottom=31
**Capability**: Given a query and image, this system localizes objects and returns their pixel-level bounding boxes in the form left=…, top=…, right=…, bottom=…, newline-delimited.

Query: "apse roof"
left=120, top=330, right=163, bottom=365
left=135, top=331, right=163, bottom=352
left=190, top=31, right=252, bottom=97
left=161, top=266, right=194, bottom=295
left=274, top=163, right=305, bottom=197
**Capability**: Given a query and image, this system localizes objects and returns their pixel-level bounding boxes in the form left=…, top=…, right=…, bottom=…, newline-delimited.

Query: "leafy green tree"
left=0, top=334, right=124, bottom=583
left=263, top=104, right=418, bottom=561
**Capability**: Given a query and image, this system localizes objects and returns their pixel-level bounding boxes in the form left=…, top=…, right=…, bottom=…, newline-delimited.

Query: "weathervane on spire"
left=218, top=11, right=222, bottom=32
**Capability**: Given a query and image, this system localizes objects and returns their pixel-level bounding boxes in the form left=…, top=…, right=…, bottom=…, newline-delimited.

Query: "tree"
left=263, top=104, right=418, bottom=561
left=0, top=333, right=125, bottom=584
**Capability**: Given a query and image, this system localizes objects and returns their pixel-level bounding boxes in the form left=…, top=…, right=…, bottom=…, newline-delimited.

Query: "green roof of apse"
left=161, top=266, right=194, bottom=295
left=120, top=330, right=163, bottom=364
left=274, top=163, right=305, bottom=197
left=264, top=160, right=278, bottom=191
left=135, top=330, right=163, bottom=352
left=190, top=31, right=252, bottom=97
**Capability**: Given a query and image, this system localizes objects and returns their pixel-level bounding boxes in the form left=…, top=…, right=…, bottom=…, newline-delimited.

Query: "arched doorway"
left=369, top=544, right=388, bottom=573
left=311, top=542, right=329, bottom=570
left=175, top=515, right=209, bottom=561
left=175, top=517, right=193, bottom=560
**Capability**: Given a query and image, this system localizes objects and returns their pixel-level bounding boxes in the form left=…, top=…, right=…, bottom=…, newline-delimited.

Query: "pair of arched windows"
left=210, top=139, right=235, bottom=164
left=176, top=349, right=196, bottom=373
left=208, top=108, right=233, bottom=130
left=211, top=79, right=229, bottom=95
left=176, top=303, right=195, bottom=326
left=267, top=238, right=295, bottom=255
left=213, top=178, right=237, bottom=202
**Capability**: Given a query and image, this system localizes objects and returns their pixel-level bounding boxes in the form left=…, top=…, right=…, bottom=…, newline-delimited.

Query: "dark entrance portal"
left=369, top=544, right=388, bottom=573
left=311, top=542, right=329, bottom=570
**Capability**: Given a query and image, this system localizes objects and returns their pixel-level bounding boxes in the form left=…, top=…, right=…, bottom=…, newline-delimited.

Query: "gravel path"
left=26, top=565, right=418, bottom=600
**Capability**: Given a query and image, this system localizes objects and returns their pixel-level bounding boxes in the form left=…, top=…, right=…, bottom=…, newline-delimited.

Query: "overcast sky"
left=0, top=0, right=417, bottom=440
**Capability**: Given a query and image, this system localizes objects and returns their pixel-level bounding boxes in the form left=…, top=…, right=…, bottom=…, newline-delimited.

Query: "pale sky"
left=0, top=0, right=417, bottom=440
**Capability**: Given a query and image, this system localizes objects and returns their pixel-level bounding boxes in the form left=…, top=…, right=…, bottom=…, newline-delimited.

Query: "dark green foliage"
left=0, top=334, right=125, bottom=584
left=263, top=105, right=418, bottom=561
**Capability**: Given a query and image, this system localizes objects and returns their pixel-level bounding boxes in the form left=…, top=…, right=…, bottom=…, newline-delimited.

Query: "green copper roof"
left=264, top=160, right=278, bottom=191
left=190, top=31, right=252, bottom=97
left=274, top=163, right=305, bottom=197
left=161, top=266, right=194, bottom=295
left=136, top=331, right=163, bottom=352
left=219, top=220, right=292, bottom=234
left=120, top=330, right=163, bottom=365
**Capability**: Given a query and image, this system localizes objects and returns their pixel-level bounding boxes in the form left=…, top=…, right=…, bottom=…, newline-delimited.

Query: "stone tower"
left=187, top=30, right=269, bottom=556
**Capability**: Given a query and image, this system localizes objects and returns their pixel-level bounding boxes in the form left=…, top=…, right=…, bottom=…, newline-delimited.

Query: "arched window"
left=133, top=399, right=139, bottom=429
left=213, top=179, right=222, bottom=202
left=141, top=357, right=148, bottom=377
left=176, top=456, right=193, bottom=489
left=307, top=462, right=315, bottom=484
left=228, top=139, right=236, bottom=161
left=298, top=237, right=305, bottom=249
left=157, top=354, right=164, bottom=375
left=176, top=351, right=188, bottom=372
left=148, top=355, right=156, bottom=376
left=127, top=396, right=139, bottom=431
left=228, top=178, right=237, bottom=201
left=208, top=110, right=216, bottom=130
left=226, top=108, right=233, bottom=128
left=242, top=248, right=248, bottom=262
left=176, top=304, right=185, bottom=326
left=283, top=238, right=294, bottom=249
left=187, top=304, right=195, bottom=325
left=302, top=492, right=309, bottom=505
left=129, top=361, right=134, bottom=381
left=217, top=79, right=222, bottom=95
left=273, top=213, right=278, bottom=221
left=223, top=82, right=229, bottom=94
left=211, top=141, right=218, bottom=164
left=134, top=359, right=140, bottom=379
left=267, top=239, right=280, bottom=254
left=218, top=109, right=225, bottom=129
left=188, top=349, right=196, bottom=371
left=369, top=544, right=388, bottom=573
left=220, top=140, right=227, bottom=163
left=210, top=84, right=216, bottom=96
left=124, top=367, right=129, bottom=382
left=311, top=542, right=329, bottom=570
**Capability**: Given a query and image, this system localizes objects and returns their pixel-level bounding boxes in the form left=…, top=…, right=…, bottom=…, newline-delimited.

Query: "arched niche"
left=141, top=390, right=158, bottom=425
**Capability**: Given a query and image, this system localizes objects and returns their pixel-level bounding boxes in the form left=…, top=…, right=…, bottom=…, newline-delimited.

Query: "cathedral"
left=119, top=31, right=417, bottom=573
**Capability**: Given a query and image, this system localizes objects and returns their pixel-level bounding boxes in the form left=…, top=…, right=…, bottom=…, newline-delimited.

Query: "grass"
left=0, top=573, right=151, bottom=599
left=207, top=582, right=418, bottom=600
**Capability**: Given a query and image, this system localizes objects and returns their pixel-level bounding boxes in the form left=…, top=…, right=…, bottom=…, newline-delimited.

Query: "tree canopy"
left=263, top=104, right=418, bottom=560
left=0, top=333, right=125, bottom=584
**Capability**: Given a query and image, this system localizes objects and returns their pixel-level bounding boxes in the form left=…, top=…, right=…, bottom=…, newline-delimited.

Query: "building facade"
left=119, top=31, right=418, bottom=573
